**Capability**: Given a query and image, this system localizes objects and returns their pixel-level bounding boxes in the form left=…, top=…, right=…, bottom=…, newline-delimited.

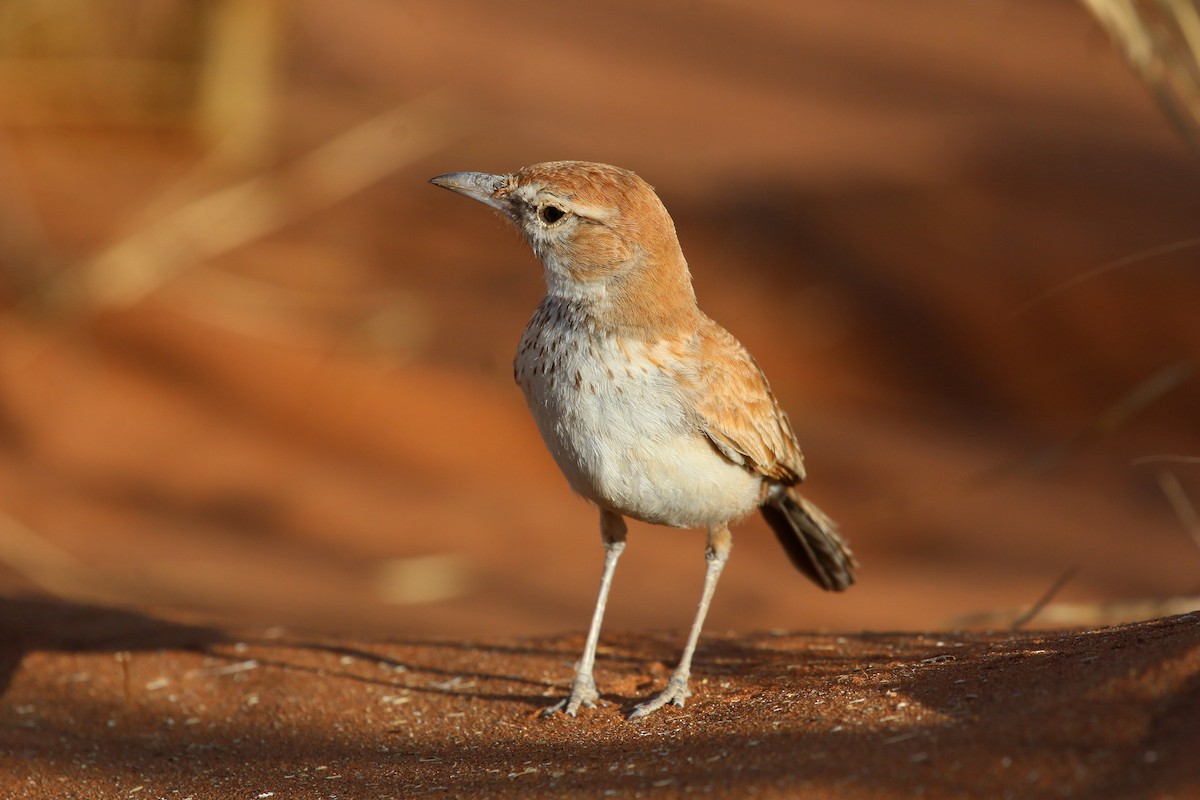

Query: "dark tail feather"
left=760, top=487, right=857, bottom=592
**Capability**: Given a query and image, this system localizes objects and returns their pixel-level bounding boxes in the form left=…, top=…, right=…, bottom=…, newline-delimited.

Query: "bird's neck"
left=542, top=251, right=702, bottom=339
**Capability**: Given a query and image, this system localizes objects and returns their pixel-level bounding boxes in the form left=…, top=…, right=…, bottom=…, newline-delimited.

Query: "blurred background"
left=0, top=0, right=1197, bottom=637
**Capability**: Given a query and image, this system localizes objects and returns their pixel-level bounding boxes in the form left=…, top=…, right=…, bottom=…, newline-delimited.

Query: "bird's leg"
left=543, top=509, right=627, bottom=717
left=629, top=525, right=731, bottom=720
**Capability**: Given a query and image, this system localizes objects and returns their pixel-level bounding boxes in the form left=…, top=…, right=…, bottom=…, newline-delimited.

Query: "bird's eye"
left=538, top=205, right=566, bottom=225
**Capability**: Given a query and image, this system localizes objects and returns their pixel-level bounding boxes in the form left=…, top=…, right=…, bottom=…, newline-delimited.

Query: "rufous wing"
left=677, top=319, right=806, bottom=484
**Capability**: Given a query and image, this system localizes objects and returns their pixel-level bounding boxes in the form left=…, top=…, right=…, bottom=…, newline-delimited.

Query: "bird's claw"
left=541, top=674, right=600, bottom=717
left=628, top=674, right=691, bottom=719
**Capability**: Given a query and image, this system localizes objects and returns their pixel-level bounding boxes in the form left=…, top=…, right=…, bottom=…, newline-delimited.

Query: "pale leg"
left=629, top=525, right=731, bottom=720
left=543, top=509, right=627, bottom=716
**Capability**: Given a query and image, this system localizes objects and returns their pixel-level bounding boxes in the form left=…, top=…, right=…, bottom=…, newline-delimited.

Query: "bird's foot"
left=629, top=673, right=691, bottom=720
left=541, top=673, right=600, bottom=718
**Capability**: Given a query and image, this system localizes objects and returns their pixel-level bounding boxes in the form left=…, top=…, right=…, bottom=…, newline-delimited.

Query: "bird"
left=429, top=161, right=856, bottom=719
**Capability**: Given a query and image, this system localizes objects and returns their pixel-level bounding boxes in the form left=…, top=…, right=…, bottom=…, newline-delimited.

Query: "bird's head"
left=431, top=161, right=696, bottom=325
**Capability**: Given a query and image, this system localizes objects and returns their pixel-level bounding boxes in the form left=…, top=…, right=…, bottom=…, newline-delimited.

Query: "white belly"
left=515, top=315, right=762, bottom=529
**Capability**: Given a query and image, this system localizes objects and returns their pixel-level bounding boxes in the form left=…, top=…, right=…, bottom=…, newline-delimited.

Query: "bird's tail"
left=760, top=487, right=857, bottom=592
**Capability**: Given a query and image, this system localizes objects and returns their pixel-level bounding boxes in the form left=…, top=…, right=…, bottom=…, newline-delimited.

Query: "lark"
left=430, top=161, right=856, bottom=719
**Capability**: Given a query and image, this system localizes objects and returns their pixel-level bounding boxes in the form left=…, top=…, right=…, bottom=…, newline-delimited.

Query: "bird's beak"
left=429, top=171, right=514, bottom=215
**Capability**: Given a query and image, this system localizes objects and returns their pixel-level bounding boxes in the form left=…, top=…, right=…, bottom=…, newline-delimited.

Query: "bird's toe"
left=628, top=674, right=691, bottom=720
left=542, top=674, right=600, bottom=718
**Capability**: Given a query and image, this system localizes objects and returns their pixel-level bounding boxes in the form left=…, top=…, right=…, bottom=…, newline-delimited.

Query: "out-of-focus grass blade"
left=1080, top=0, right=1200, bottom=151
left=81, top=93, right=464, bottom=309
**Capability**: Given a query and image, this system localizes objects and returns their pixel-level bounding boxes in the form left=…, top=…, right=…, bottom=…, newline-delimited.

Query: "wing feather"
left=673, top=319, right=805, bottom=484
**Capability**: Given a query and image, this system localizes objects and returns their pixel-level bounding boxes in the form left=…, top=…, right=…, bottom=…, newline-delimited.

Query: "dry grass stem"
left=1011, top=565, right=1081, bottom=630
left=1156, top=469, right=1200, bottom=552
left=194, top=0, right=287, bottom=167
left=955, top=595, right=1200, bottom=628
left=80, top=93, right=464, bottom=310
left=972, top=361, right=1196, bottom=482
left=1079, top=0, right=1200, bottom=150
left=0, top=508, right=111, bottom=603
left=1131, top=454, right=1200, bottom=466
left=0, top=94, right=465, bottom=379
left=1011, top=234, right=1200, bottom=316
left=79, top=91, right=460, bottom=309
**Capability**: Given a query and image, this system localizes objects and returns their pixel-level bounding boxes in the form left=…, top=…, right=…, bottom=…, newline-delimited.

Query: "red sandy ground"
left=1, top=601, right=1199, bottom=799
left=1, top=0, right=1199, bottom=797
